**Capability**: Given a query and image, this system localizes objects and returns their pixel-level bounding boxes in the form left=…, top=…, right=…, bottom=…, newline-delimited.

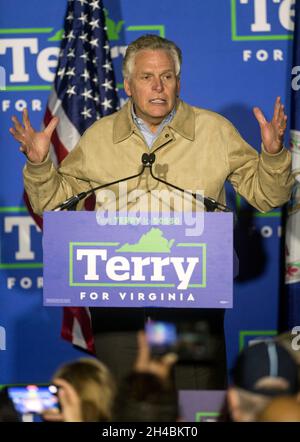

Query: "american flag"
left=45, top=0, right=118, bottom=164
left=28, top=0, right=119, bottom=353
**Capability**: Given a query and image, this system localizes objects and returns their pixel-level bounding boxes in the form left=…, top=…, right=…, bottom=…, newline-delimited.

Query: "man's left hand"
left=253, top=96, right=287, bottom=154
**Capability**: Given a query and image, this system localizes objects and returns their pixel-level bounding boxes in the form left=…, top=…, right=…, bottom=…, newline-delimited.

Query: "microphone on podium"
left=53, top=160, right=147, bottom=211
left=53, top=153, right=231, bottom=212
left=141, top=152, right=231, bottom=213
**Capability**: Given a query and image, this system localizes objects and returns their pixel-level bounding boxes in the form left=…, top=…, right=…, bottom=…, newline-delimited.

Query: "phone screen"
left=145, top=320, right=216, bottom=362
left=145, top=321, right=177, bottom=356
left=7, top=385, right=59, bottom=414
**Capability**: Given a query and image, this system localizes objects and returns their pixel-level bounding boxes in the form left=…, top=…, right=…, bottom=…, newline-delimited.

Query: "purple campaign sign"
left=43, top=212, right=233, bottom=308
left=179, top=390, right=225, bottom=422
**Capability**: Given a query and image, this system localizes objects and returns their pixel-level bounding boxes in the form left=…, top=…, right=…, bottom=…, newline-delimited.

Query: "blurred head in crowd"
left=275, top=330, right=300, bottom=382
left=226, top=341, right=299, bottom=422
left=257, top=395, right=300, bottom=422
left=114, top=371, right=179, bottom=422
left=52, top=357, right=116, bottom=422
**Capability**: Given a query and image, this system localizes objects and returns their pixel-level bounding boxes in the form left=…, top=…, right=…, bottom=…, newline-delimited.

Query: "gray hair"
left=122, top=34, right=182, bottom=79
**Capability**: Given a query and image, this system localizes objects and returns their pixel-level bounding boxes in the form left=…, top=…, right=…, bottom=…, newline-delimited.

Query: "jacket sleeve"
left=23, top=135, right=92, bottom=216
left=226, top=123, right=294, bottom=212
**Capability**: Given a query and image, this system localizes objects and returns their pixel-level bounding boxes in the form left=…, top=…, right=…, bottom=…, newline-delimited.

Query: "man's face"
left=124, top=49, right=180, bottom=131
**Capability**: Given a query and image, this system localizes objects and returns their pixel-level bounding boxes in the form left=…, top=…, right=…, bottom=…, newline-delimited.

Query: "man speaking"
left=10, top=35, right=293, bottom=389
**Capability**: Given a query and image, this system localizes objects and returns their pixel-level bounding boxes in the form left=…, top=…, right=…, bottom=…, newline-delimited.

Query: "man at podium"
left=10, top=35, right=293, bottom=390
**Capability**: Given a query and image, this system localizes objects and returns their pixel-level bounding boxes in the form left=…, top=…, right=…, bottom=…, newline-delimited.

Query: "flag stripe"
left=44, top=107, right=69, bottom=163
left=62, top=307, right=95, bottom=353
left=48, top=89, right=81, bottom=152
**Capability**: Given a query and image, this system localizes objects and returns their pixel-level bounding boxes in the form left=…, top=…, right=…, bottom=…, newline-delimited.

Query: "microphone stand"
left=53, top=152, right=231, bottom=213
left=53, top=165, right=147, bottom=211
left=142, top=153, right=237, bottom=275
left=142, top=153, right=231, bottom=213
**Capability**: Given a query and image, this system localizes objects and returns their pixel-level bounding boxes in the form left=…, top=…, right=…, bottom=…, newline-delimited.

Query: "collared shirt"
left=131, top=105, right=176, bottom=148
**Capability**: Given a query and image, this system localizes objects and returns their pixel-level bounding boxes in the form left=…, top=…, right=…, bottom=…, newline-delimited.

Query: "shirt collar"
left=113, top=99, right=195, bottom=143
left=131, top=104, right=176, bottom=133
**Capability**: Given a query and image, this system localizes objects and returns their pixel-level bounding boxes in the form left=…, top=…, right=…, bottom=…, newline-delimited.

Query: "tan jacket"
left=23, top=99, right=293, bottom=215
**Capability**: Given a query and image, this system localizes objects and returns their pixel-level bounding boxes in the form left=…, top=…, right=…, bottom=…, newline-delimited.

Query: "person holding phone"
left=43, top=358, right=116, bottom=422
left=114, top=331, right=180, bottom=421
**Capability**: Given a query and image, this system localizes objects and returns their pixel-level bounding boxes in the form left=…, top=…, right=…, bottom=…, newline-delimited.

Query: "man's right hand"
left=9, top=108, right=59, bottom=164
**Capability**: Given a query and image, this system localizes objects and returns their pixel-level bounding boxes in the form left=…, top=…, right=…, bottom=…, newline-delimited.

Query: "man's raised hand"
left=253, top=96, right=287, bottom=155
left=9, top=108, right=59, bottom=164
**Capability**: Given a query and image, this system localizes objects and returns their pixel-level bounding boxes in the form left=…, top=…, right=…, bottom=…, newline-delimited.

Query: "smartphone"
left=145, top=320, right=216, bottom=362
left=145, top=321, right=177, bottom=356
left=7, top=384, right=60, bottom=415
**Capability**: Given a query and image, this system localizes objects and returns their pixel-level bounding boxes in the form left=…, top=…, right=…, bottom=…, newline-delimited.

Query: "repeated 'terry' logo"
left=231, top=0, right=295, bottom=41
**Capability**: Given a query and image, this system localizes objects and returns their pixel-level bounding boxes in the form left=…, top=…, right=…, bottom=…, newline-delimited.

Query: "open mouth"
left=149, top=98, right=167, bottom=104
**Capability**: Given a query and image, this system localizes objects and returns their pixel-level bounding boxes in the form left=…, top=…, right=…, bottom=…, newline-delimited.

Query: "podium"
left=43, top=211, right=234, bottom=309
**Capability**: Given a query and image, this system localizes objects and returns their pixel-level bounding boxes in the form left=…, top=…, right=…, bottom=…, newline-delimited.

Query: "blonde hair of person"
left=53, top=358, right=116, bottom=422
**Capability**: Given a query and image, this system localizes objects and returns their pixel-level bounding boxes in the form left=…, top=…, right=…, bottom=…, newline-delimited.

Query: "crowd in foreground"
left=1, top=330, right=300, bottom=422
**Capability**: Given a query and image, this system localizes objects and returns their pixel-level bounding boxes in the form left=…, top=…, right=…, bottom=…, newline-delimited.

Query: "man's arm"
left=227, top=97, right=293, bottom=212
left=10, top=109, right=91, bottom=215
left=23, top=146, right=91, bottom=215
left=253, top=96, right=287, bottom=154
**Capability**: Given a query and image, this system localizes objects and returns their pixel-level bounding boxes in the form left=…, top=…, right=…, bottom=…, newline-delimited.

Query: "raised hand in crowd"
left=42, top=378, right=83, bottom=423
left=134, top=330, right=178, bottom=381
